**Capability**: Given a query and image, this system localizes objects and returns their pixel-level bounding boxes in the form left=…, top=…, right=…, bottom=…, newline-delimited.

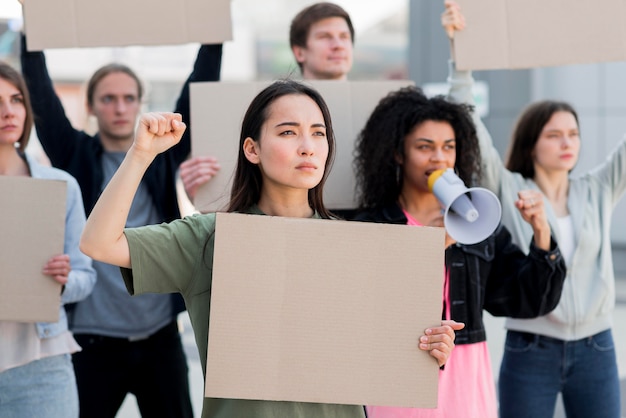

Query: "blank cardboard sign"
left=190, top=80, right=413, bottom=212
left=206, top=213, right=444, bottom=408
left=22, top=0, right=232, bottom=50
left=0, top=176, right=66, bottom=322
left=453, top=0, right=626, bottom=70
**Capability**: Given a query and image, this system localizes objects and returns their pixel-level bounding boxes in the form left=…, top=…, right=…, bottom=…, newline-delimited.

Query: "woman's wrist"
left=127, top=145, right=157, bottom=170
left=532, top=224, right=551, bottom=251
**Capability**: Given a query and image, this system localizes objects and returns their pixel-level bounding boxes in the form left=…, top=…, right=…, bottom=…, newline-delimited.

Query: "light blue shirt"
left=26, top=153, right=96, bottom=339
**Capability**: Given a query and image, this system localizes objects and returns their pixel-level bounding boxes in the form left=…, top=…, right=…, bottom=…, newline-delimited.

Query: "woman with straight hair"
left=444, top=2, right=626, bottom=416
left=79, top=79, right=462, bottom=418
left=0, top=61, right=96, bottom=417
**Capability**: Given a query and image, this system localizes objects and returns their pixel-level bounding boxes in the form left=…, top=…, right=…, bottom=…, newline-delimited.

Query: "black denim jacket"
left=353, top=203, right=566, bottom=345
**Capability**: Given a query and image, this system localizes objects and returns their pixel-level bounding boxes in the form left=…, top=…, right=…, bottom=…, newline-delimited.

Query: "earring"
left=14, top=142, right=20, bottom=149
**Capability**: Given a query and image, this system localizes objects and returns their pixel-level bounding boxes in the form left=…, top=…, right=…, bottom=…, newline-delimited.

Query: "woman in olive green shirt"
left=80, top=80, right=463, bottom=418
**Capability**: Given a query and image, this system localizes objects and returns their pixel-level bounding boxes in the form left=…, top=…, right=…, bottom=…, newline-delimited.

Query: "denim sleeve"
left=60, top=175, right=96, bottom=304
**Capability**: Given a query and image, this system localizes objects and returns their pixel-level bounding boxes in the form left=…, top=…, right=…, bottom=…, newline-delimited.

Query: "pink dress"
left=365, top=212, right=497, bottom=418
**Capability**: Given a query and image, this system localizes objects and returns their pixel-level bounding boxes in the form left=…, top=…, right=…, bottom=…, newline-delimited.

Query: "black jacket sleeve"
left=20, top=33, right=86, bottom=171
left=483, top=225, right=566, bottom=318
left=169, top=43, right=223, bottom=165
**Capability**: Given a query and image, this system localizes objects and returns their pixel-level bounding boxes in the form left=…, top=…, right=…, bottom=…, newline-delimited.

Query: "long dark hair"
left=227, top=79, right=336, bottom=218
left=506, top=100, right=579, bottom=179
left=0, top=61, right=34, bottom=153
left=353, top=86, right=481, bottom=210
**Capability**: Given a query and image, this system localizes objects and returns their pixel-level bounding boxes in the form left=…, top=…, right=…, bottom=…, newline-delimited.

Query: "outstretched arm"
left=442, top=1, right=507, bottom=194
left=20, top=33, right=84, bottom=169
left=80, top=113, right=186, bottom=268
left=170, top=44, right=223, bottom=164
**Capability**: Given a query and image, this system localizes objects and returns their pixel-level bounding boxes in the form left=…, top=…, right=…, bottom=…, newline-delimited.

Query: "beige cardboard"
left=190, top=80, right=414, bottom=212
left=206, top=213, right=444, bottom=407
left=0, top=176, right=66, bottom=322
left=22, top=0, right=232, bottom=51
left=454, top=0, right=626, bottom=70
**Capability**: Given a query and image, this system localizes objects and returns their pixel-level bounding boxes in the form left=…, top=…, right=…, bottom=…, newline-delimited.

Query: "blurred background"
left=2, top=0, right=626, bottom=273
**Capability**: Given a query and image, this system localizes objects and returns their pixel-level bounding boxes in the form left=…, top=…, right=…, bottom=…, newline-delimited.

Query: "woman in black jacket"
left=353, top=87, right=566, bottom=418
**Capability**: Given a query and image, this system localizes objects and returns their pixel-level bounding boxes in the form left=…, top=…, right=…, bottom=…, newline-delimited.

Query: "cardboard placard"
left=22, top=0, right=232, bottom=51
left=190, top=80, right=414, bottom=212
left=0, top=176, right=66, bottom=322
left=206, top=213, right=444, bottom=408
left=453, top=0, right=626, bottom=70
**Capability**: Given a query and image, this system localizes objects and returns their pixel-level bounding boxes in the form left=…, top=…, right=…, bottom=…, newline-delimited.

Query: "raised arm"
left=588, top=134, right=626, bottom=208
left=20, top=33, right=84, bottom=169
left=442, top=2, right=506, bottom=193
left=80, top=113, right=186, bottom=268
left=170, top=44, right=223, bottom=164
left=173, top=44, right=224, bottom=203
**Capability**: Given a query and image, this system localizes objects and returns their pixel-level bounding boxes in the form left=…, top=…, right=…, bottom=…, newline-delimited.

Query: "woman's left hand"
left=420, top=320, right=465, bottom=367
left=42, top=254, right=71, bottom=285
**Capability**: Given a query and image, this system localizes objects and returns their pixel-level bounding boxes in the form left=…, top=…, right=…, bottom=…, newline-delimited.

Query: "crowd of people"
left=0, top=1, right=623, bottom=418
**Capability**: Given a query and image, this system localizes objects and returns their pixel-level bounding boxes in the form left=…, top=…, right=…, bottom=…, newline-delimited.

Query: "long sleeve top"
left=447, top=62, right=626, bottom=340
left=354, top=203, right=566, bottom=345
left=21, top=35, right=222, bottom=321
left=27, top=153, right=96, bottom=338
left=20, top=35, right=222, bottom=221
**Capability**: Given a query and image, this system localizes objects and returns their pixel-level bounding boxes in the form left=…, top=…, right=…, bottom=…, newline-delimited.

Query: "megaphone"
left=428, top=168, right=502, bottom=245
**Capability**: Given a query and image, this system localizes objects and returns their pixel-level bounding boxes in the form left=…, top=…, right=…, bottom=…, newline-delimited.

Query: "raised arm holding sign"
left=444, top=2, right=626, bottom=416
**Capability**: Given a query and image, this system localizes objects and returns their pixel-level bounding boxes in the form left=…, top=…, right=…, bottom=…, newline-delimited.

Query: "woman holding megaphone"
left=352, top=87, right=566, bottom=418
left=444, top=2, right=626, bottom=417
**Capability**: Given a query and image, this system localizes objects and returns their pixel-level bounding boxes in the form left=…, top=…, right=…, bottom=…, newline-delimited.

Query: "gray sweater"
left=447, top=62, right=626, bottom=340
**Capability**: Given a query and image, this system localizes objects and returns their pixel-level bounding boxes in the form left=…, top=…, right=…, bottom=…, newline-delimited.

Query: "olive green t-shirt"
left=121, top=206, right=364, bottom=418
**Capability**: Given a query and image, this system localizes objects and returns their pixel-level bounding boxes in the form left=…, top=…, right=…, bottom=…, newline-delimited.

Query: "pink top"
left=365, top=211, right=497, bottom=418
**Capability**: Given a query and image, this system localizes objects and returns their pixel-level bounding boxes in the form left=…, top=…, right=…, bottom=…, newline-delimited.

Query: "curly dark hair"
left=353, top=86, right=481, bottom=210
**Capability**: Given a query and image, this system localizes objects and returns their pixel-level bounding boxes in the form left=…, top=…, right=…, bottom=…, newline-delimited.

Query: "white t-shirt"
left=556, top=215, right=575, bottom=268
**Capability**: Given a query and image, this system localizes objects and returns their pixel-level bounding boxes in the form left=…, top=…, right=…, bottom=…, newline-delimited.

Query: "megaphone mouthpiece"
left=427, top=169, right=446, bottom=191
